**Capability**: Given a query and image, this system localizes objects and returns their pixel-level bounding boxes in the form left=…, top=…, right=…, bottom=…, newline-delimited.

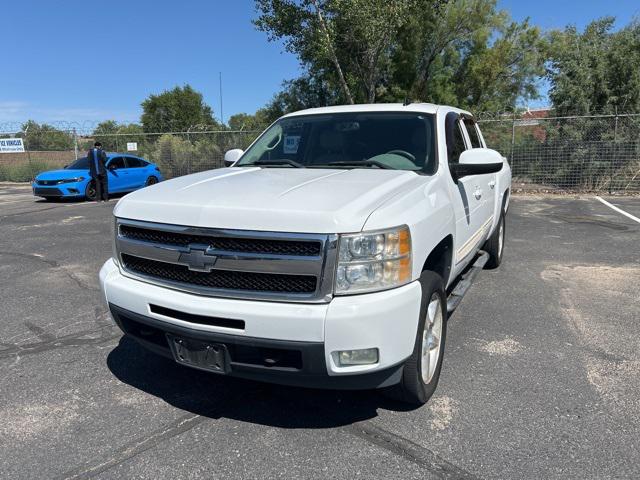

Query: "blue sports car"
left=32, top=153, right=163, bottom=200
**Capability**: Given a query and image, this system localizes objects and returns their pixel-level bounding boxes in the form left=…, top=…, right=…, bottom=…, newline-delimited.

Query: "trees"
left=19, top=120, right=74, bottom=151
left=254, top=0, right=418, bottom=105
left=255, top=0, right=546, bottom=113
left=547, top=18, right=640, bottom=116
left=91, top=121, right=144, bottom=151
left=141, top=85, right=218, bottom=133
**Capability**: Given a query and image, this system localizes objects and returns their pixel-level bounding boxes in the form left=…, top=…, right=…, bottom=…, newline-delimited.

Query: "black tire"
left=384, top=271, right=447, bottom=405
left=483, top=210, right=505, bottom=269
left=85, top=180, right=97, bottom=201
left=145, top=176, right=158, bottom=186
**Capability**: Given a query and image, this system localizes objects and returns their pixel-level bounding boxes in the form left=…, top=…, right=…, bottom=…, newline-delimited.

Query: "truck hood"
left=114, top=167, right=422, bottom=233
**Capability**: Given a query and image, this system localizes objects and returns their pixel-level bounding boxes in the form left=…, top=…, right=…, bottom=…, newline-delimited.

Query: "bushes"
left=0, top=161, right=56, bottom=182
left=146, top=134, right=224, bottom=178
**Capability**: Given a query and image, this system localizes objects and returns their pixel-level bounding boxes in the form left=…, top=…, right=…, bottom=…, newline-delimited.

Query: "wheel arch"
left=421, top=235, right=453, bottom=286
left=502, top=187, right=510, bottom=213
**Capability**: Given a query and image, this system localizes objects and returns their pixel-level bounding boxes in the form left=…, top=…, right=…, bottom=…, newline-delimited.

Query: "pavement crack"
left=345, top=422, right=480, bottom=480
left=59, top=267, right=99, bottom=292
left=24, top=321, right=57, bottom=342
left=0, top=251, right=98, bottom=291
left=56, top=413, right=207, bottom=480
left=0, top=250, right=59, bottom=267
left=0, top=325, right=120, bottom=361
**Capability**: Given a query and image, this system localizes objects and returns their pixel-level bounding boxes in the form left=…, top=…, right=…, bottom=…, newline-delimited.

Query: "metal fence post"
left=611, top=107, right=618, bottom=194
left=73, top=128, right=78, bottom=160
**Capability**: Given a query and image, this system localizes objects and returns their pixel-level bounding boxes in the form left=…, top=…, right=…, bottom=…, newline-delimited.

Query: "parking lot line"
left=594, top=196, right=640, bottom=224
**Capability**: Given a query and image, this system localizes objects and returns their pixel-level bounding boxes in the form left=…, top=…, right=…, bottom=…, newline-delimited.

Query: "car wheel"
left=145, top=176, right=158, bottom=186
left=483, top=210, right=505, bottom=269
left=85, top=181, right=97, bottom=201
left=384, top=271, right=447, bottom=406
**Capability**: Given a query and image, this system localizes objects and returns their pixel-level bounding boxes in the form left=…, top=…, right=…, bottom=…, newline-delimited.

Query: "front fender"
left=362, top=175, right=454, bottom=284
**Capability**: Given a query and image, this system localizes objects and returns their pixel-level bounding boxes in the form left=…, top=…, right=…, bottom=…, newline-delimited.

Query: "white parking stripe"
left=594, top=196, right=640, bottom=224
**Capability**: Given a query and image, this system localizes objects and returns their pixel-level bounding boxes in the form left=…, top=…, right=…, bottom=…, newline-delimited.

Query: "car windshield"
left=67, top=157, right=90, bottom=169
left=236, top=112, right=436, bottom=172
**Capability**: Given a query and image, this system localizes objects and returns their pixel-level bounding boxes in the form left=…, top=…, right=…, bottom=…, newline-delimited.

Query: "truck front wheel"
left=385, top=271, right=447, bottom=405
left=484, top=210, right=505, bottom=269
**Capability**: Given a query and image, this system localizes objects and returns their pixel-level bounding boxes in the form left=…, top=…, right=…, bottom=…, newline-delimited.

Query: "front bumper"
left=32, top=182, right=84, bottom=197
left=100, top=258, right=422, bottom=390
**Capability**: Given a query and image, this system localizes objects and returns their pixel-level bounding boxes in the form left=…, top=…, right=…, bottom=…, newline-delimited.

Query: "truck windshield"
left=236, top=112, right=437, bottom=172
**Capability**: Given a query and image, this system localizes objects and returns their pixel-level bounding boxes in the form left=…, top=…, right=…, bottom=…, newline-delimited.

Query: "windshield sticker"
left=283, top=135, right=301, bottom=154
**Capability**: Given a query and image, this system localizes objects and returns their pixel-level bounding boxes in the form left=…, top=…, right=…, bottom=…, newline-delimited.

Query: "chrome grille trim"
left=115, top=218, right=337, bottom=303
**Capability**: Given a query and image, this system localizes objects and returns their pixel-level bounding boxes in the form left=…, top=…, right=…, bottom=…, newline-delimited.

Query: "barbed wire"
left=3, top=109, right=640, bottom=134
left=0, top=121, right=261, bottom=136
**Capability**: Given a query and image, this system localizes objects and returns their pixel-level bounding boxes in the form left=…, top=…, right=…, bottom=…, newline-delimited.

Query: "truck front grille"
left=115, top=220, right=337, bottom=303
left=122, top=254, right=317, bottom=294
left=119, top=225, right=321, bottom=256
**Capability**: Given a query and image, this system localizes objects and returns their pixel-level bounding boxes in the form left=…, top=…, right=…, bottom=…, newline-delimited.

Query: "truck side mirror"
left=224, top=149, right=244, bottom=167
left=450, top=149, right=503, bottom=181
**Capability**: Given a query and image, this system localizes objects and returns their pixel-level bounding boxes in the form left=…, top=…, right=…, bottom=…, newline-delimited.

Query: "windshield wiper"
left=249, top=159, right=305, bottom=168
left=315, top=160, right=393, bottom=170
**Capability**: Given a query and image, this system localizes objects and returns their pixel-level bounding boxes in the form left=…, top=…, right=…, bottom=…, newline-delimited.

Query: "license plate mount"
left=166, top=334, right=228, bottom=374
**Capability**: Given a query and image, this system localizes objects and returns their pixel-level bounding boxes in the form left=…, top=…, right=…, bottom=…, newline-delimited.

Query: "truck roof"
left=282, top=103, right=472, bottom=118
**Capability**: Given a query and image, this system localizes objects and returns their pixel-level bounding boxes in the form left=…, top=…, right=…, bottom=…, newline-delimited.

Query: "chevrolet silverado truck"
left=100, top=103, right=511, bottom=405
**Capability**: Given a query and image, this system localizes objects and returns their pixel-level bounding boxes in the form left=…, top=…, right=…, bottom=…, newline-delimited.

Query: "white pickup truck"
left=100, top=103, right=511, bottom=405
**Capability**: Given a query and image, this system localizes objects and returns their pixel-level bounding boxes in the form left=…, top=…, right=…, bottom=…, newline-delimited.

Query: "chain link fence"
left=478, top=111, right=640, bottom=193
left=0, top=125, right=259, bottom=182
left=2, top=111, right=640, bottom=193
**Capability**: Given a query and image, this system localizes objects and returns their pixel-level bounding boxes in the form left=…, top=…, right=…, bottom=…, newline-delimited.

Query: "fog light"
left=336, top=348, right=379, bottom=366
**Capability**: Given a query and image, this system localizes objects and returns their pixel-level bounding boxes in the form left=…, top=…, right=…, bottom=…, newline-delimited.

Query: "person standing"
left=88, top=142, right=108, bottom=202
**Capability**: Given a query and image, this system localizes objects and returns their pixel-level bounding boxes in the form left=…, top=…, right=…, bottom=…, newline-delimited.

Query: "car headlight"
left=58, top=177, right=85, bottom=184
left=335, top=225, right=412, bottom=295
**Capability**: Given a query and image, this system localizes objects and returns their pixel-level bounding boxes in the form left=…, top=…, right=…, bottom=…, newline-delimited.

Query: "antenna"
left=219, top=72, right=224, bottom=124
left=403, top=96, right=412, bottom=106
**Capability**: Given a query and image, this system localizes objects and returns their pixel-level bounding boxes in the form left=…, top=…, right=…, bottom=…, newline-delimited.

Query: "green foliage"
left=228, top=111, right=271, bottom=131
left=18, top=121, right=74, bottom=151
left=92, top=121, right=145, bottom=152
left=547, top=18, right=640, bottom=117
left=146, top=134, right=228, bottom=178
left=141, top=85, right=218, bottom=133
left=254, top=0, right=546, bottom=112
left=0, top=161, right=55, bottom=182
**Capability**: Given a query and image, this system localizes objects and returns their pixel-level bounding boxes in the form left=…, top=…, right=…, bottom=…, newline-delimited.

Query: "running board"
left=446, top=251, right=489, bottom=313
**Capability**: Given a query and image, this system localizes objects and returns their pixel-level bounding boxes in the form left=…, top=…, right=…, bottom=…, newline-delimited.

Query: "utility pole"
left=219, top=72, right=224, bottom=125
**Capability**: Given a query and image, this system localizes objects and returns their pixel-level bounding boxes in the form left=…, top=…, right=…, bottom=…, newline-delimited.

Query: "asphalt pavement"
left=1, top=183, right=639, bottom=479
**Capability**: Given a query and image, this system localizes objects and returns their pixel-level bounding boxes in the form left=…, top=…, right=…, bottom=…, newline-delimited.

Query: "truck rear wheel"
left=384, top=271, right=447, bottom=405
left=484, top=210, right=505, bottom=269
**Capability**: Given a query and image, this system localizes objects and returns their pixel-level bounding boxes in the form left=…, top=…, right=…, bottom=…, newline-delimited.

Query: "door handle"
left=474, top=187, right=482, bottom=200
left=489, top=180, right=496, bottom=189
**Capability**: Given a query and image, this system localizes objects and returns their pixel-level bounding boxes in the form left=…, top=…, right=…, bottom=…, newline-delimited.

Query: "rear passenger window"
left=449, top=122, right=467, bottom=164
left=463, top=119, right=482, bottom=148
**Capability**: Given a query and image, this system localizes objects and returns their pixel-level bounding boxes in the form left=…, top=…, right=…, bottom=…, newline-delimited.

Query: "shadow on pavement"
left=107, top=336, right=415, bottom=429
left=35, top=191, right=129, bottom=204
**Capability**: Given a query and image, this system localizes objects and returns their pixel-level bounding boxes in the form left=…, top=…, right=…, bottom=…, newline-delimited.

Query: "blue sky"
left=0, top=0, right=638, bottom=125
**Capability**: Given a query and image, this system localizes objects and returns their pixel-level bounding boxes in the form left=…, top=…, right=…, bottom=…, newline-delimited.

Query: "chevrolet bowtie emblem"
left=178, top=246, right=218, bottom=272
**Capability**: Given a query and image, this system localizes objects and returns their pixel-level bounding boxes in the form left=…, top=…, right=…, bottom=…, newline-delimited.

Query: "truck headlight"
left=335, top=226, right=411, bottom=294
left=112, top=216, right=119, bottom=266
